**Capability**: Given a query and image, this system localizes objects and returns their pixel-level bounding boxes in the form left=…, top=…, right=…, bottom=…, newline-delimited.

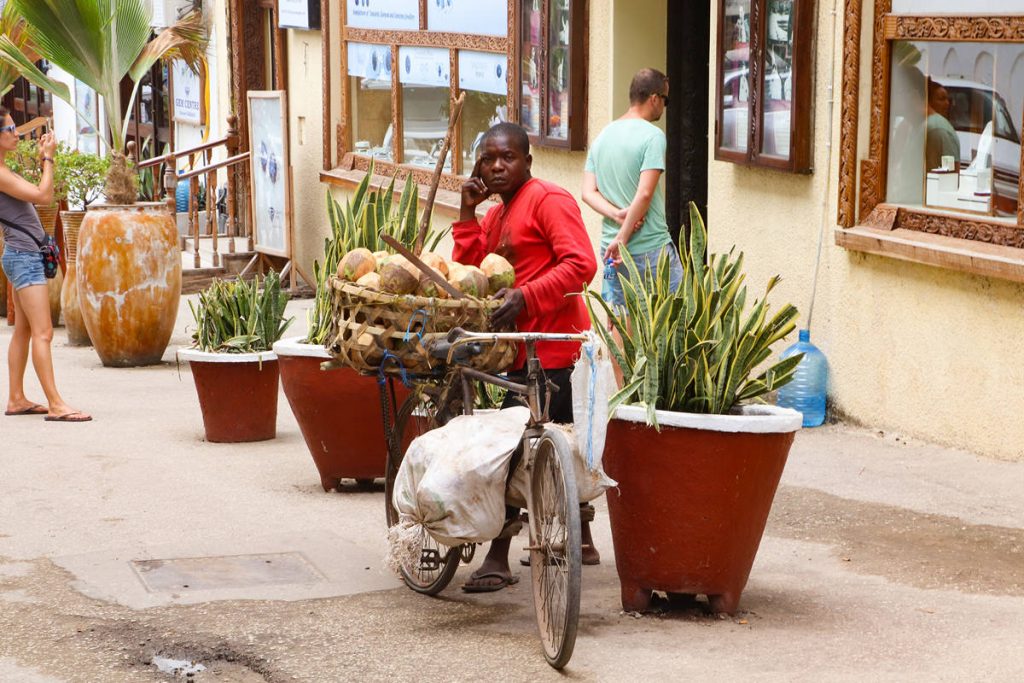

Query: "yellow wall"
left=705, top=1, right=1024, bottom=461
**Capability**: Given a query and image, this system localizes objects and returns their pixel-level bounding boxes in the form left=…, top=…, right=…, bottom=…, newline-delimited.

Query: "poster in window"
left=458, top=50, right=507, bottom=96
left=247, top=92, right=291, bottom=258
left=427, top=0, right=507, bottom=37
left=346, top=0, right=419, bottom=31
left=172, top=60, right=204, bottom=125
left=398, top=46, right=450, bottom=87
left=279, top=0, right=321, bottom=30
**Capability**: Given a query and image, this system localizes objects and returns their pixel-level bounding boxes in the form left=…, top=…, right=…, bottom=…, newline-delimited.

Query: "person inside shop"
left=0, top=109, right=91, bottom=422
left=453, top=122, right=599, bottom=592
left=582, top=68, right=683, bottom=312
left=925, top=79, right=961, bottom=172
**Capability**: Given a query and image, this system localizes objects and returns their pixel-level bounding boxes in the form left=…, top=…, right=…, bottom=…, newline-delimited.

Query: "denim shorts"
left=1, top=247, right=46, bottom=290
left=602, top=243, right=684, bottom=307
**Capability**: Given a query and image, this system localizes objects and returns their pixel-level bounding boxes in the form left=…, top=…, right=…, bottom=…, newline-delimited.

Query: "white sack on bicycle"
left=506, top=336, right=617, bottom=507
left=390, top=406, right=530, bottom=552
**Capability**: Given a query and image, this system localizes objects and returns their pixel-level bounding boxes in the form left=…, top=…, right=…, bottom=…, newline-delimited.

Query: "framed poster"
left=75, top=79, right=101, bottom=155
left=427, top=0, right=507, bottom=36
left=171, top=60, right=205, bottom=125
left=279, top=0, right=321, bottom=29
left=345, top=0, right=419, bottom=30
left=247, top=91, right=292, bottom=258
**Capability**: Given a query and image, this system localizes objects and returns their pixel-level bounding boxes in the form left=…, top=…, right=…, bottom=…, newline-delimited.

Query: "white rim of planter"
left=176, top=348, right=278, bottom=364
left=272, top=336, right=331, bottom=359
left=612, top=404, right=802, bottom=434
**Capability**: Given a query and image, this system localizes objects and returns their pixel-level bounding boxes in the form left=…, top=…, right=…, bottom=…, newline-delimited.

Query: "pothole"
left=151, top=655, right=206, bottom=677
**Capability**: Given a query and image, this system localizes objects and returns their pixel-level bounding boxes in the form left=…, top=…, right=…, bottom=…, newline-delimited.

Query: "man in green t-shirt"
left=583, top=68, right=683, bottom=307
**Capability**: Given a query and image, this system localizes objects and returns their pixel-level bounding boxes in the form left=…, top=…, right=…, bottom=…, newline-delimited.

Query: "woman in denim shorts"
left=0, top=107, right=91, bottom=422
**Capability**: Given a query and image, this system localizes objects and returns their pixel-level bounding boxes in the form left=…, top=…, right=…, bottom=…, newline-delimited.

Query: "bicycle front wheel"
left=386, top=391, right=462, bottom=596
left=528, top=426, right=582, bottom=669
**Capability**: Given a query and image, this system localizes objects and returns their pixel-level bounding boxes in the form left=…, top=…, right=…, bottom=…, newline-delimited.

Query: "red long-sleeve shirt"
left=452, top=178, right=598, bottom=370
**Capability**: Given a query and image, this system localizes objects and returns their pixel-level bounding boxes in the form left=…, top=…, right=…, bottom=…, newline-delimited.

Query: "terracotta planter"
left=274, top=337, right=408, bottom=491
left=59, top=211, right=91, bottom=346
left=179, top=349, right=280, bottom=443
left=35, top=204, right=62, bottom=327
left=604, top=404, right=801, bottom=614
left=78, top=203, right=181, bottom=367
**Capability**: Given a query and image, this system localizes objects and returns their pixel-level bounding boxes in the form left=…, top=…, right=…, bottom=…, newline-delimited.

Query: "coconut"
left=448, top=264, right=489, bottom=298
left=379, top=254, right=420, bottom=295
left=416, top=276, right=450, bottom=299
left=419, top=252, right=449, bottom=278
left=356, top=271, right=382, bottom=290
left=372, top=251, right=390, bottom=270
left=337, top=248, right=376, bottom=281
left=480, top=253, right=516, bottom=295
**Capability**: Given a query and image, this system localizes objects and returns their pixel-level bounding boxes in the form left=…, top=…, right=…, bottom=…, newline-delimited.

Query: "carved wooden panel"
left=321, top=0, right=331, bottom=170
left=884, top=15, right=1024, bottom=42
left=862, top=203, right=898, bottom=231
left=898, top=210, right=1024, bottom=248
left=349, top=155, right=464, bottom=194
left=837, top=0, right=862, bottom=228
left=859, top=158, right=881, bottom=221
left=342, top=27, right=508, bottom=53
left=860, top=0, right=891, bottom=220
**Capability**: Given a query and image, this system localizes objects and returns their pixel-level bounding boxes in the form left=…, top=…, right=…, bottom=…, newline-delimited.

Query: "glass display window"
left=348, top=43, right=394, bottom=162
left=399, top=46, right=452, bottom=172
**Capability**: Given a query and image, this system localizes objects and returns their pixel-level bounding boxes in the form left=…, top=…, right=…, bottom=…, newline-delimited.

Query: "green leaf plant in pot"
left=0, top=0, right=208, bottom=368
left=179, top=271, right=294, bottom=444
left=584, top=202, right=804, bottom=615
left=274, top=166, right=448, bottom=491
left=57, top=148, right=109, bottom=346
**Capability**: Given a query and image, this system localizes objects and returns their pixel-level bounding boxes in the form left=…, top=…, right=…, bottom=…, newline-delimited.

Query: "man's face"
left=930, top=86, right=950, bottom=117
left=477, top=134, right=532, bottom=195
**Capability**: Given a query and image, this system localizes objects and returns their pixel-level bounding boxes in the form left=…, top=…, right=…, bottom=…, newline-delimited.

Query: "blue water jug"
left=777, top=329, right=828, bottom=427
left=174, top=171, right=189, bottom=213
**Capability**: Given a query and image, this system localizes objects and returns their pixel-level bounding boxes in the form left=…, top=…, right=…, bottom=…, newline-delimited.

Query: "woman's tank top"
left=0, top=190, right=46, bottom=252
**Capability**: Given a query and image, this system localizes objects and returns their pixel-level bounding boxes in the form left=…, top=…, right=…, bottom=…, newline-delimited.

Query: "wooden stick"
left=414, top=91, right=466, bottom=256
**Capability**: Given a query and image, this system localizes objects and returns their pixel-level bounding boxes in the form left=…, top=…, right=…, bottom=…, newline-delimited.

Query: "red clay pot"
left=274, top=338, right=408, bottom=491
left=604, top=404, right=801, bottom=614
left=180, top=349, right=279, bottom=443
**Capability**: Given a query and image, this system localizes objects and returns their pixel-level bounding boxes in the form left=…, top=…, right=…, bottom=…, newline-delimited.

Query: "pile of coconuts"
left=337, top=248, right=515, bottom=299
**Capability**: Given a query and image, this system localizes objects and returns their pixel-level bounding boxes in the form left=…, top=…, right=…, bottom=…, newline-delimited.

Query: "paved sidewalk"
left=1, top=296, right=1022, bottom=681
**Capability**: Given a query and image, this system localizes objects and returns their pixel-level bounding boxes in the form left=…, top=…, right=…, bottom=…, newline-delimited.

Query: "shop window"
left=714, top=0, right=814, bottom=172
left=886, top=41, right=1022, bottom=220
left=334, top=0, right=587, bottom=181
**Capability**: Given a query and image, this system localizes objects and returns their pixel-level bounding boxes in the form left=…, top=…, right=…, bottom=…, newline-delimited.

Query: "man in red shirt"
left=453, top=122, right=599, bottom=592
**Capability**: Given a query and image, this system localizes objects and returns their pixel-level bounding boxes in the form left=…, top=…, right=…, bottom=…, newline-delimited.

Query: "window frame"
left=838, top=3, right=1024, bottom=247
left=713, top=0, right=816, bottom=173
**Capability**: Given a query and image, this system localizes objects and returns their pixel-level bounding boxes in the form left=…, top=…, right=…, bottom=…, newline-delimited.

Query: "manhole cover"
left=131, top=552, right=325, bottom=592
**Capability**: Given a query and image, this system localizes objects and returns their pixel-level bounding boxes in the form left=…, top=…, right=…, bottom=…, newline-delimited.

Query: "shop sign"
left=279, top=0, right=321, bottom=30
left=427, top=0, right=507, bottom=37
left=346, top=0, right=419, bottom=31
left=458, top=51, right=507, bottom=95
left=398, top=46, right=450, bottom=88
left=172, top=59, right=204, bottom=125
left=347, top=42, right=392, bottom=81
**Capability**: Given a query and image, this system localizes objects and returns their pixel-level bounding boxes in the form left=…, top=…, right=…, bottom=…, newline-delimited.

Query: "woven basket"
left=326, top=277, right=517, bottom=376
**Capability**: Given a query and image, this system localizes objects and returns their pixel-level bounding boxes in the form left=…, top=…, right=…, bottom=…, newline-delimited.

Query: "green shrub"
left=189, top=272, right=294, bottom=353
left=585, top=203, right=803, bottom=428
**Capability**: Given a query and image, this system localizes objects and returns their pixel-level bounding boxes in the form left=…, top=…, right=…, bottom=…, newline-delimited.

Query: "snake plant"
left=305, top=167, right=448, bottom=345
left=189, top=272, right=294, bottom=353
left=585, top=202, right=803, bottom=429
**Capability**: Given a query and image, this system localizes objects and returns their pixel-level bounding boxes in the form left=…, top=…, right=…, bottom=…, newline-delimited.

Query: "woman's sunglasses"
left=0, top=124, right=17, bottom=133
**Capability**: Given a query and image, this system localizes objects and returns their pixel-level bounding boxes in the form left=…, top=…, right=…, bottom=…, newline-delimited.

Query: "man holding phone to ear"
left=453, top=122, right=599, bottom=592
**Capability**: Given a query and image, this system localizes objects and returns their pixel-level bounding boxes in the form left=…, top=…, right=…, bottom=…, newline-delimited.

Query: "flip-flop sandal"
left=44, top=412, right=93, bottom=423
left=5, top=404, right=47, bottom=416
left=461, top=572, right=520, bottom=593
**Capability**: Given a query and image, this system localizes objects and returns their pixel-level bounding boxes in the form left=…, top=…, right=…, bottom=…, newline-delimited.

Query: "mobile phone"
left=46, top=116, right=53, bottom=132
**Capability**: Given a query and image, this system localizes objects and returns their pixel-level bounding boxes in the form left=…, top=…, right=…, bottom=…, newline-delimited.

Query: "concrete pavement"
left=1, top=296, right=1023, bottom=681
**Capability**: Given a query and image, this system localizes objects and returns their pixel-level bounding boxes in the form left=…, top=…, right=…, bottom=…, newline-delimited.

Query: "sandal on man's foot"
left=520, top=544, right=600, bottom=567
left=461, top=572, right=520, bottom=593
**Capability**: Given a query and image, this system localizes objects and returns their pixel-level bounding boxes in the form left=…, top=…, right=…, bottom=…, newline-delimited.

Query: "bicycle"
left=379, top=328, right=586, bottom=669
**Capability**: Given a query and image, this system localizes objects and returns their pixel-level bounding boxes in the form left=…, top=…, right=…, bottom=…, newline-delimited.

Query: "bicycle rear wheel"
left=385, top=391, right=462, bottom=596
left=528, top=427, right=582, bottom=669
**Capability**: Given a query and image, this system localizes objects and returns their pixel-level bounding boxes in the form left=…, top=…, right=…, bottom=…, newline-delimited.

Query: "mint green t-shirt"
left=584, top=118, right=671, bottom=255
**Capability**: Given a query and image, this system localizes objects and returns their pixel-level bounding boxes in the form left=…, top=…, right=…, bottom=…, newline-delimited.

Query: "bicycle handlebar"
left=441, top=327, right=590, bottom=365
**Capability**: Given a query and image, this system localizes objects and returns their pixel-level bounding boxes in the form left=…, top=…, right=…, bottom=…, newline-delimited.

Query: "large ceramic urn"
left=35, top=204, right=63, bottom=327
left=59, top=211, right=90, bottom=346
left=77, top=203, right=181, bottom=367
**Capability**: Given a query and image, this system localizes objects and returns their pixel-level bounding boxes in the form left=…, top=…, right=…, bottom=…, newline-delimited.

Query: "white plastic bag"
left=506, top=335, right=617, bottom=507
left=389, top=406, right=530, bottom=550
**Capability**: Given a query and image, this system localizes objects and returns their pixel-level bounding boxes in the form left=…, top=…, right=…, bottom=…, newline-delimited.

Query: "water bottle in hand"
left=777, top=329, right=828, bottom=427
left=603, top=257, right=616, bottom=282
